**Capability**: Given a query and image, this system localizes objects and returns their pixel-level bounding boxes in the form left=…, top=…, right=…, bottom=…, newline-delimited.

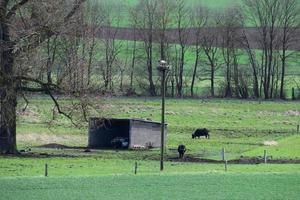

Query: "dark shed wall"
left=129, top=120, right=166, bottom=148
left=88, top=119, right=130, bottom=148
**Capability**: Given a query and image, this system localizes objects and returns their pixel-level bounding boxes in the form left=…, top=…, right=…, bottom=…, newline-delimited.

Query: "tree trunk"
left=130, top=40, right=136, bottom=91
left=0, top=87, right=17, bottom=154
left=280, top=49, right=286, bottom=99
left=178, top=46, right=185, bottom=98
left=243, top=32, right=259, bottom=98
left=147, top=40, right=156, bottom=96
left=0, top=5, right=17, bottom=153
left=87, top=32, right=96, bottom=87
left=191, top=47, right=200, bottom=97
left=225, top=50, right=232, bottom=97
left=211, top=64, right=215, bottom=97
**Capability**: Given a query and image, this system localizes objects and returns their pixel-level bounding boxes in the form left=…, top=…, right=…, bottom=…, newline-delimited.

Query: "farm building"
left=88, top=118, right=167, bottom=149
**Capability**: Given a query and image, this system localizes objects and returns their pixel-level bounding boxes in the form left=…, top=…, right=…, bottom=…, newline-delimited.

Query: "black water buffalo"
left=177, top=145, right=186, bottom=158
left=192, top=128, right=210, bottom=139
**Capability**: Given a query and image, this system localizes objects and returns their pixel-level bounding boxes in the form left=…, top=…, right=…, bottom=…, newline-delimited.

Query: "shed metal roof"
left=90, top=118, right=167, bottom=125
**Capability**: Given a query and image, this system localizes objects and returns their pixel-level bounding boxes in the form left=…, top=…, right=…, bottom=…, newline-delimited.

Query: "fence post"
left=134, top=162, right=138, bottom=175
left=221, top=148, right=225, bottom=161
left=225, top=160, right=228, bottom=172
left=263, top=150, right=267, bottom=164
left=45, top=164, right=48, bottom=177
left=297, top=124, right=299, bottom=133
left=292, top=88, right=295, bottom=100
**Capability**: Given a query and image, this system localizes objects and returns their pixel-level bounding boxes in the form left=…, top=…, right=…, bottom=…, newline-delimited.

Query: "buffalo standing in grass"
left=177, top=145, right=186, bottom=159
left=192, top=128, right=210, bottom=139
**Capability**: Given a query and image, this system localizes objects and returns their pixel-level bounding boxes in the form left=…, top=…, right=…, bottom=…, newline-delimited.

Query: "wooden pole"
left=297, top=124, right=299, bottom=133
left=160, top=68, right=166, bottom=171
left=158, top=60, right=169, bottom=172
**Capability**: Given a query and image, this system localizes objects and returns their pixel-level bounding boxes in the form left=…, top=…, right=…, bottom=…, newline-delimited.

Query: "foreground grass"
left=0, top=173, right=299, bottom=200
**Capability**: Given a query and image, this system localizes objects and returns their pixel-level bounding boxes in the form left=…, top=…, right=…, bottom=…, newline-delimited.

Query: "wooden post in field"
left=134, top=162, right=138, bottom=175
left=264, top=150, right=267, bottom=164
left=45, top=164, right=48, bottom=177
left=221, top=148, right=225, bottom=161
left=297, top=124, right=299, bottom=133
left=225, top=160, right=228, bottom=172
left=292, top=88, right=295, bottom=100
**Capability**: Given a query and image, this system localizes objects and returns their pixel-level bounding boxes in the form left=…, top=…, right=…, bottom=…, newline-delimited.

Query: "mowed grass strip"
left=0, top=173, right=299, bottom=200
left=1, top=156, right=300, bottom=177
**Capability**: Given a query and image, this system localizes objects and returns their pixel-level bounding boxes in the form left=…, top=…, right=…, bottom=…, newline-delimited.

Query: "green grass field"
left=1, top=96, right=300, bottom=199
left=15, top=97, right=300, bottom=160
left=1, top=173, right=299, bottom=200
left=96, top=0, right=243, bottom=27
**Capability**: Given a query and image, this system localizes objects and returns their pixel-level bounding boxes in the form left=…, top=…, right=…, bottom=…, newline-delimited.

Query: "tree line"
left=71, top=0, right=300, bottom=100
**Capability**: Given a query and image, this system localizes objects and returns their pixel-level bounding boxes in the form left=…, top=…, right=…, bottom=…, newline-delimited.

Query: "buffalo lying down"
left=192, top=128, right=210, bottom=139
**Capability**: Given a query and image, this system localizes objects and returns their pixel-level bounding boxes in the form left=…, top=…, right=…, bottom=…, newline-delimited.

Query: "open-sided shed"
left=88, top=118, right=167, bottom=149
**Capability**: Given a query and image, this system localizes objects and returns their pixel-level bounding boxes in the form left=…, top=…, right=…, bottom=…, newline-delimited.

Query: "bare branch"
left=20, top=92, right=29, bottom=112
left=64, top=0, right=87, bottom=23
left=6, top=0, right=30, bottom=19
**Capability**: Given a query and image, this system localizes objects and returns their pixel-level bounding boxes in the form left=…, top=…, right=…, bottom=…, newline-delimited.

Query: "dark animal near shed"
left=178, top=145, right=186, bottom=158
left=192, top=128, right=210, bottom=139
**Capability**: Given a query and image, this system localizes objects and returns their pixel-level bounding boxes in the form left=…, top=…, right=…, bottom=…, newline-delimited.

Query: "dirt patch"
left=13, top=152, right=81, bottom=158
left=17, top=107, right=40, bottom=123
left=166, top=111, right=177, bottom=115
left=38, top=143, right=69, bottom=149
left=285, top=110, right=300, bottom=116
left=263, top=141, right=278, bottom=146
left=166, top=155, right=300, bottom=164
left=17, top=133, right=86, bottom=145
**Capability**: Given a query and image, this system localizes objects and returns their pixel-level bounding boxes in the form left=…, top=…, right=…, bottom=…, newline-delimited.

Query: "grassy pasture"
left=15, top=96, right=300, bottom=160
left=1, top=155, right=300, bottom=177
left=1, top=96, right=300, bottom=199
left=96, top=0, right=241, bottom=27
left=119, top=0, right=236, bottom=7
left=0, top=173, right=299, bottom=200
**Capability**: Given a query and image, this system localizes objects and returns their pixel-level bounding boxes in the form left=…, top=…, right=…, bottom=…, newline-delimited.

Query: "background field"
left=15, top=96, right=300, bottom=160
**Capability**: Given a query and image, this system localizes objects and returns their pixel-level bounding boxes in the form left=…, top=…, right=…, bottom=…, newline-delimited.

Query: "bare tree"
left=155, top=0, right=174, bottom=61
left=189, top=5, right=208, bottom=97
left=134, top=0, right=158, bottom=96
left=244, top=0, right=282, bottom=99
left=0, top=0, right=87, bottom=154
left=278, top=0, right=300, bottom=99
left=218, top=6, right=244, bottom=98
left=241, top=30, right=260, bottom=98
left=99, top=1, right=123, bottom=93
left=202, top=12, right=220, bottom=97
left=174, top=0, right=190, bottom=97
left=85, top=0, right=105, bottom=87
left=128, top=6, right=139, bottom=92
